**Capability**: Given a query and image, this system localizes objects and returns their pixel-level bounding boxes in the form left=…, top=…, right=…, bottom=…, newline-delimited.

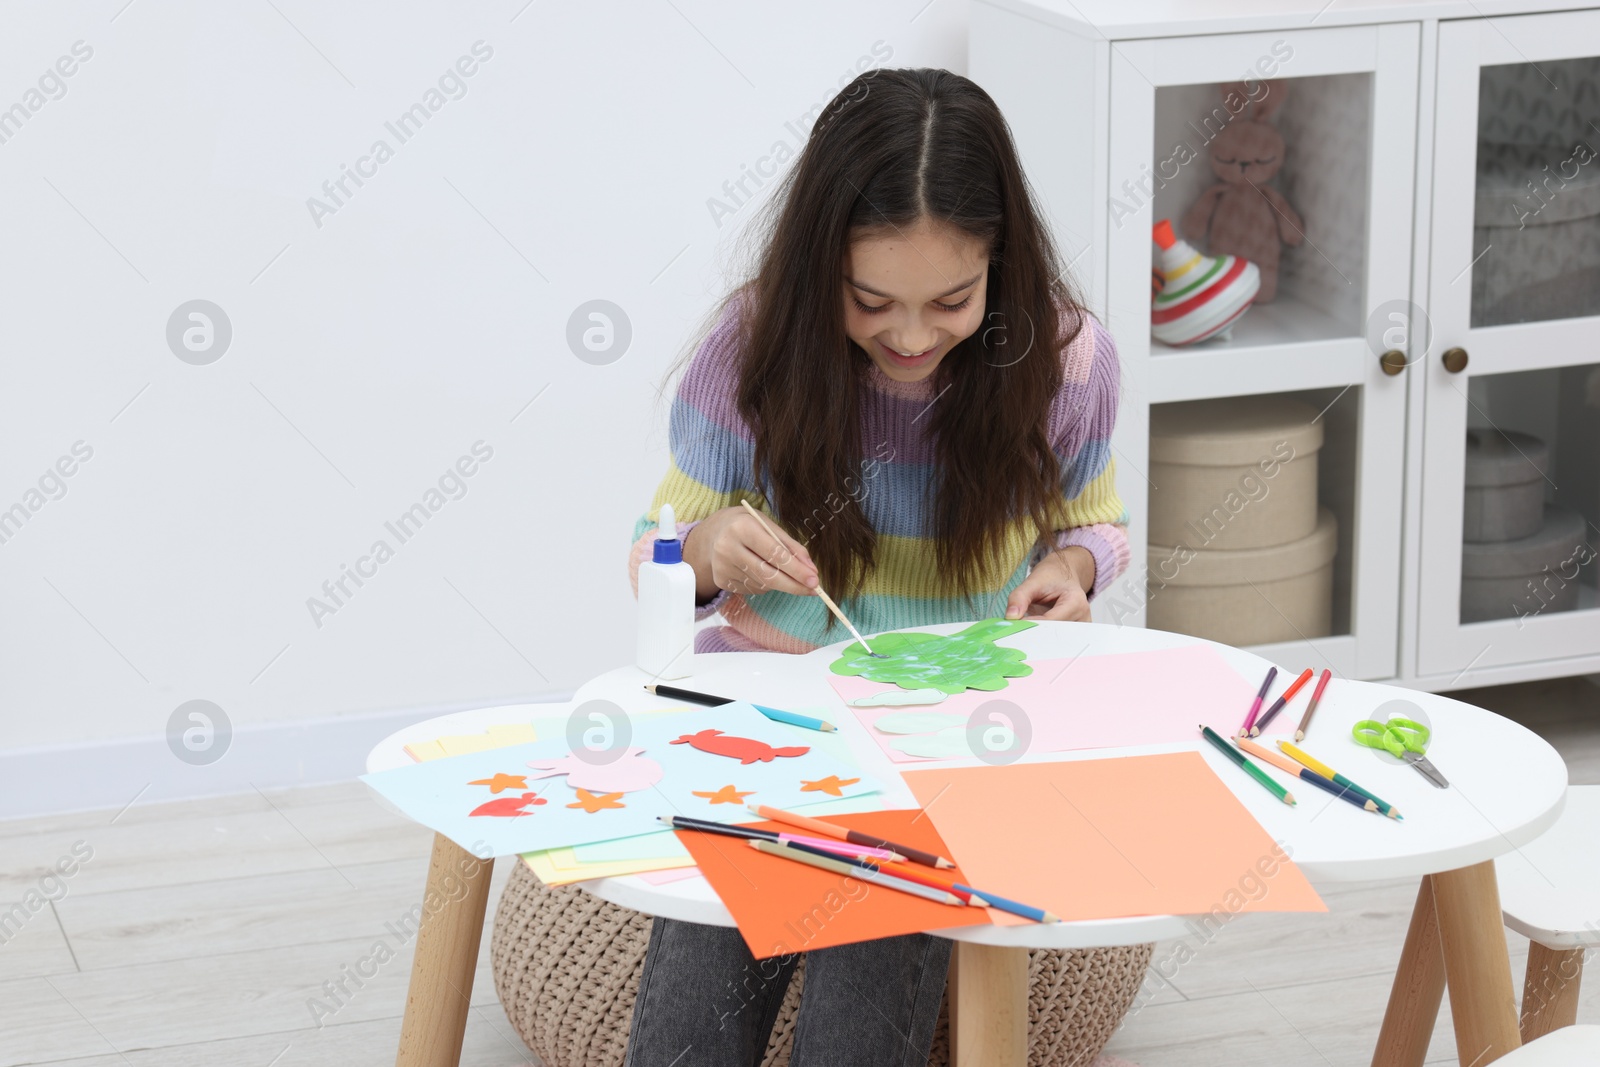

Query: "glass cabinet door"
left=1419, top=12, right=1600, bottom=680
left=1106, top=24, right=1417, bottom=680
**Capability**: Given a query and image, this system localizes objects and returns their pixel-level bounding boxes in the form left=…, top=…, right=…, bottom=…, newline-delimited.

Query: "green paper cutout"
left=890, top=721, right=1020, bottom=760
left=871, top=711, right=966, bottom=735
left=829, top=618, right=1036, bottom=694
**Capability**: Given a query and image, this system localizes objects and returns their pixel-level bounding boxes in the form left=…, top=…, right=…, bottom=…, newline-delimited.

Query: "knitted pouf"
left=491, top=861, right=1153, bottom=1067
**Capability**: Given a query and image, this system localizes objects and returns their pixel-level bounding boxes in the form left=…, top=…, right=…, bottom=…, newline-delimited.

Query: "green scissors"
left=1352, top=716, right=1449, bottom=788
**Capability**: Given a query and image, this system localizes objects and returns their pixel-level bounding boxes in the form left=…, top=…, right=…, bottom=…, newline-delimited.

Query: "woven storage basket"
left=491, top=862, right=1153, bottom=1067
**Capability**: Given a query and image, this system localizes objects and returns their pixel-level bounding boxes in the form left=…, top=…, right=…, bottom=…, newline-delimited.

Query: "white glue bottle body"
left=636, top=503, right=696, bottom=679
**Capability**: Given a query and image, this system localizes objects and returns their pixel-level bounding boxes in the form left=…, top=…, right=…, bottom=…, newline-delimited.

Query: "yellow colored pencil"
left=1277, top=740, right=1402, bottom=819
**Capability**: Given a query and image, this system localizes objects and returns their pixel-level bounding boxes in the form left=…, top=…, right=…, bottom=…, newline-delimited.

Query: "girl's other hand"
left=683, top=506, right=820, bottom=601
left=1004, top=547, right=1095, bottom=623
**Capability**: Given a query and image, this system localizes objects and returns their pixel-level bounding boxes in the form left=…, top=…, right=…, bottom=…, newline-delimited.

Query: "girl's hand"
left=1004, top=547, right=1096, bottom=623
left=683, top=506, right=820, bottom=602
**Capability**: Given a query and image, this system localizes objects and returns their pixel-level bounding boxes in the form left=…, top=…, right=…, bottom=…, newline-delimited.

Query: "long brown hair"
left=679, top=68, right=1090, bottom=608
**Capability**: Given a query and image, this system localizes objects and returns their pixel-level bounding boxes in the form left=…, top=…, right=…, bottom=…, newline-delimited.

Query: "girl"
left=624, top=68, right=1129, bottom=1065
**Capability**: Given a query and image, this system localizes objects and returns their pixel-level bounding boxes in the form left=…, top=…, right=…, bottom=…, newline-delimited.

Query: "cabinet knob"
left=1442, top=347, right=1469, bottom=373
left=1379, top=349, right=1407, bottom=376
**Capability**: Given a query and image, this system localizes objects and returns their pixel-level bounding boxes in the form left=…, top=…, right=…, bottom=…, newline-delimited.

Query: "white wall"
left=0, top=1, right=969, bottom=808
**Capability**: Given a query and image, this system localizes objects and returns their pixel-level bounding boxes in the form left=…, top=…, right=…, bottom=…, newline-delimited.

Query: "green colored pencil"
left=1200, top=725, right=1296, bottom=806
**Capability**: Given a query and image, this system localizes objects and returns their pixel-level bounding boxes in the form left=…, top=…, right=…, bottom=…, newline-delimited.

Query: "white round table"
left=370, top=620, right=1569, bottom=1067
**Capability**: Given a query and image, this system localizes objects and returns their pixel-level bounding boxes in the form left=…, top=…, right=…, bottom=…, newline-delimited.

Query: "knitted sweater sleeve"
left=1039, top=311, right=1131, bottom=601
left=628, top=295, right=759, bottom=618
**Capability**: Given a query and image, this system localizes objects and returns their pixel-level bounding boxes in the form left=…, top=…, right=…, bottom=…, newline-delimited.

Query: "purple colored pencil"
left=1240, top=666, right=1277, bottom=738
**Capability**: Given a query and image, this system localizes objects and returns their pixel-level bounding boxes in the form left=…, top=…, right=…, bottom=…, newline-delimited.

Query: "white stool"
left=1496, top=785, right=1600, bottom=1042
left=1490, top=1024, right=1600, bottom=1064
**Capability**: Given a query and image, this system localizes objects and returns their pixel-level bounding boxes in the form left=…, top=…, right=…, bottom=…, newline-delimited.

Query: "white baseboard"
left=0, top=691, right=573, bottom=821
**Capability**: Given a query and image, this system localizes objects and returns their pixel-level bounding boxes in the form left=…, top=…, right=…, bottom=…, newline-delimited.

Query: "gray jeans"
left=623, top=916, right=951, bottom=1067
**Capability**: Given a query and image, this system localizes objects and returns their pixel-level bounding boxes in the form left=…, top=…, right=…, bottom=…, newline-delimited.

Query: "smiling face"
left=843, top=217, right=990, bottom=383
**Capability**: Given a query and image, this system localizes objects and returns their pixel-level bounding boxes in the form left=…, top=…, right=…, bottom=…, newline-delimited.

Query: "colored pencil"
left=784, top=845, right=984, bottom=905
left=748, top=803, right=954, bottom=869
left=780, top=842, right=1059, bottom=922
left=1294, top=669, right=1334, bottom=741
left=1235, top=737, right=1381, bottom=815
left=659, top=816, right=904, bottom=861
left=781, top=833, right=901, bottom=861
left=1240, top=666, right=1278, bottom=738
left=1200, top=725, right=1295, bottom=805
left=955, top=886, right=1060, bottom=924
left=1251, top=668, right=1314, bottom=735
left=1276, top=740, right=1402, bottom=820
left=750, top=839, right=966, bottom=906
left=739, top=499, right=882, bottom=657
left=643, top=683, right=836, bottom=732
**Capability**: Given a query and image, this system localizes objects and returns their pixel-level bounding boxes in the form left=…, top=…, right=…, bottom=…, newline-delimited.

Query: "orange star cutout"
left=469, top=773, right=528, bottom=794
left=566, top=788, right=626, bottom=813
left=800, top=775, right=860, bottom=797
left=692, top=784, right=756, bottom=805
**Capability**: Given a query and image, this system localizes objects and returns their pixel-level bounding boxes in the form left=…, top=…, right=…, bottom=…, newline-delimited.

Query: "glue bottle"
left=636, top=503, right=696, bottom=679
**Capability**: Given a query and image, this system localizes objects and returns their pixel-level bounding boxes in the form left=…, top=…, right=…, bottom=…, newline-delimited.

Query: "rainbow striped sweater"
left=629, top=293, right=1130, bottom=654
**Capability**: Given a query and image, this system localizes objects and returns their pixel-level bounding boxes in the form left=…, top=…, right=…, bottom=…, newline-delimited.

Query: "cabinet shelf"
left=1150, top=291, right=1355, bottom=358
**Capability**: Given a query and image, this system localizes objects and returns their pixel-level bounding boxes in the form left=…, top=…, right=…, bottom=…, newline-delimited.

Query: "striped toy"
left=1150, top=218, right=1260, bottom=347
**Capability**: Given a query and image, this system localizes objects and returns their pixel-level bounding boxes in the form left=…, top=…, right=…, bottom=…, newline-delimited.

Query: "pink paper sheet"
left=637, top=867, right=703, bottom=885
left=831, top=643, right=1282, bottom=762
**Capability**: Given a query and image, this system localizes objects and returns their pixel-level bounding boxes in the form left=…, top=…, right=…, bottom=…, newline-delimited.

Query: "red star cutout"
left=800, top=775, right=860, bottom=797
left=566, top=788, right=626, bottom=813
left=692, top=784, right=756, bottom=805
left=469, top=772, right=528, bottom=794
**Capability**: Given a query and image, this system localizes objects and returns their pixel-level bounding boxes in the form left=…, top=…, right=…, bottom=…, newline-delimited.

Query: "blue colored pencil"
left=952, top=884, right=1060, bottom=924
left=751, top=703, right=835, bottom=732
left=780, top=839, right=1060, bottom=923
left=643, top=683, right=836, bottom=732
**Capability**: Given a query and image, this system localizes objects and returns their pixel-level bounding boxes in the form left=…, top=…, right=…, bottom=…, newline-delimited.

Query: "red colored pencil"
left=1295, top=669, right=1334, bottom=741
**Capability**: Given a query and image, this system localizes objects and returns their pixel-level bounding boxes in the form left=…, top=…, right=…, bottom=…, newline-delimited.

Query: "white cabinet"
left=971, top=0, right=1600, bottom=689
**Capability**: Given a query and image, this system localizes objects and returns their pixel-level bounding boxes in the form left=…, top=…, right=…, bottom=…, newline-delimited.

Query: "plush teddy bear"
left=1181, top=79, right=1304, bottom=303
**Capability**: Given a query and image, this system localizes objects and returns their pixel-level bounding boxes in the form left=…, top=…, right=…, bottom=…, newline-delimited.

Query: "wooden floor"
left=2, top=675, right=1594, bottom=1067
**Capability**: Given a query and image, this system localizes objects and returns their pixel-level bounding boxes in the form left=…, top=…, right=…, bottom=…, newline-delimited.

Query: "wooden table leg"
left=949, top=942, right=1028, bottom=1067
left=1372, top=875, right=1447, bottom=1067
left=1432, top=861, right=1522, bottom=1066
left=395, top=834, right=495, bottom=1067
left=1519, top=942, right=1585, bottom=1043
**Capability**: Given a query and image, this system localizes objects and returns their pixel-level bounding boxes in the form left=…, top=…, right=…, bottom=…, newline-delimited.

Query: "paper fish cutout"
left=469, top=792, right=547, bottom=818
left=469, top=772, right=529, bottom=793
left=527, top=747, right=664, bottom=794
left=692, top=784, right=756, bottom=805
left=830, top=618, right=1035, bottom=694
left=670, top=730, right=809, bottom=765
left=849, top=688, right=949, bottom=708
left=567, top=789, right=626, bottom=813
left=800, top=775, right=860, bottom=797
left=871, top=711, right=966, bottom=735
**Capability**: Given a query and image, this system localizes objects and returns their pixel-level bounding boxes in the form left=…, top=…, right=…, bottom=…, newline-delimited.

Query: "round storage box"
left=1146, top=507, right=1338, bottom=647
left=1461, top=505, right=1592, bottom=623
left=1149, top=396, right=1325, bottom=551
left=1464, top=428, right=1550, bottom=543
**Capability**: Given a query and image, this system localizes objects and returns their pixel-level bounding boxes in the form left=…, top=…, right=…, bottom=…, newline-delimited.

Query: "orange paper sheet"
left=903, top=753, right=1326, bottom=925
left=676, top=810, right=992, bottom=959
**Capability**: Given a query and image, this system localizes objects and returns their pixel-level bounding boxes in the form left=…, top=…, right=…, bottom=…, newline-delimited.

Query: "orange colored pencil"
left=747, top=803, right=954, bottom=868
left=1236, top=735, right=1319, bottom=778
